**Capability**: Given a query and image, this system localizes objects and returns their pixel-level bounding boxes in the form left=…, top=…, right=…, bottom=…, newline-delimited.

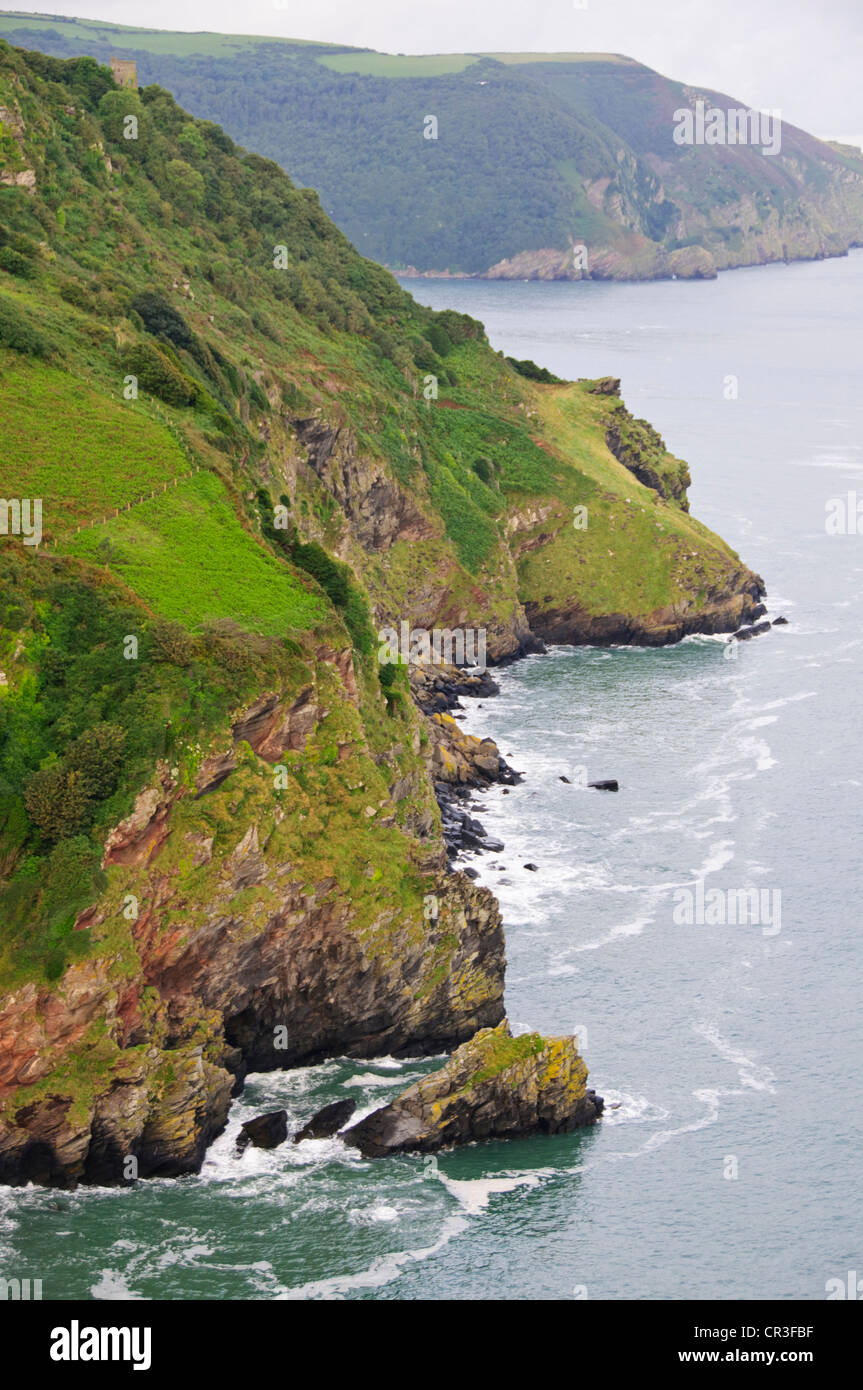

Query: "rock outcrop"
left=525, top=572, right=766, bottom=648
left=237, top=1110, right=288, bottom=1152
left=343, top=1020, right=602, bottom=1157
left=292, top=1098, right=356, bottom=1143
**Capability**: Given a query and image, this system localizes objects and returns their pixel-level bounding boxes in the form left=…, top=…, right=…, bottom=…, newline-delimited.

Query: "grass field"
left=514, top=383, right=742, bottom=616
left=0, top=13, right=347, bottom=57
left=480, top=52, right=635, bottom=65
left=317, top=53, right=480, bottom=77
left=0, top=358, right=189, bottom=529
left=67, top=470, right=326, bottom=635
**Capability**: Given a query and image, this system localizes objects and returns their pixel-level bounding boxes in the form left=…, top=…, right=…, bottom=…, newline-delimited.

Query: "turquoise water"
left=3, top=254, right=862, bottom=1300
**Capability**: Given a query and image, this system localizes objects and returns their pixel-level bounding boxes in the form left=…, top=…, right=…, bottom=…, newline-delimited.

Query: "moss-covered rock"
left=343, top=1019, right=602, bottom=1156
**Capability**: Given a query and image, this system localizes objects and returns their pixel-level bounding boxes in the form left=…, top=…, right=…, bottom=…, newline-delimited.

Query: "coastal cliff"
left=3, top=19, right=860, bottom=285
left=0, top=43, right=763, bottom=1183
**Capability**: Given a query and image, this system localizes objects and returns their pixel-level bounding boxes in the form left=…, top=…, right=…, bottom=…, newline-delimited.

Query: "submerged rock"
left=292, top=1099, right=356, bottom=1143
left=588, top=779, right=619, bottom=792
left=237, top=1110, right=288, bottom=1152
left=342, top=1020, right=602, bottom=1157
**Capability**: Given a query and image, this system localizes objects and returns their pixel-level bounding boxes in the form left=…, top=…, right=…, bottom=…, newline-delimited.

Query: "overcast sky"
left=10, top=1, right=863, bottom=146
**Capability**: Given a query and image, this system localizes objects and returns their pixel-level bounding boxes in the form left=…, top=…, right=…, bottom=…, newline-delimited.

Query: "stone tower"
left=109, top=58, right=138, bottom=90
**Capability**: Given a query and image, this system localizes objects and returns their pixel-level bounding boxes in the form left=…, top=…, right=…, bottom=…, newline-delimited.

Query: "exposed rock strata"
left=526, top=571, right=766, bottom=647
left=0, top=656, right=506, bottom=1185
left=343, top=1019, right=603, bottom=1157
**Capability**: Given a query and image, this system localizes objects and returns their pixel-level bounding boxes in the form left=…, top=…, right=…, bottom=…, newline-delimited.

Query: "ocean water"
left=3, top=254, right=862, bottom=1301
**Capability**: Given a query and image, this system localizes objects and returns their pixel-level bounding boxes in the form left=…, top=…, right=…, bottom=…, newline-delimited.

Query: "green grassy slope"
left=0, top=39, right=760, bottom=985
left=1, top=13, right=861, bottom=277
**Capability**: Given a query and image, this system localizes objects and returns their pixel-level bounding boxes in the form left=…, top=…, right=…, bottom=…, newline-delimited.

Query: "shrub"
left=505, top=356, right=564, bottom=384
left=23, top=723, right=126, bottom=842
left=424, top=320, right=453, bottom=357
left=129, top=291, right=194, bottom=350
left=97, top=88, right=146, bottom=144
left=0, top=246, right=35, bottom=280
left=121, top=342, right=198, bottom=407
left=435, top=309, right=486, bottom=345
left=24, top=765, right=92, bottom=841
left=65, top=722, right=127, bottom=801
left=59, top=279, right=96, bottom=311
left=0, top=294, right=49, bottom=356
left=149, top=619, right=197, bottom=666
left=163, top=158, right=205, bottom=215
left=177, top=124, right=207, bottom=161
left=202, top=620, right=275, bottom=675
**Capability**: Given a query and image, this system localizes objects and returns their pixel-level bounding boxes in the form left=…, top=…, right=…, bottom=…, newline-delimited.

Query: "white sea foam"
left=440, top=1171, right=543, bottom=1215
left=693, top=1022, right=776, bottom=1094
left=90, top=1268, right=146, bottom=1300
left=271, top=1214, right=470, bottom=1299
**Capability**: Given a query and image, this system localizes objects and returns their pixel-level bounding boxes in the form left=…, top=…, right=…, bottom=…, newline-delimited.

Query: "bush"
left=149, top=619, right=197, bottom=666
left=202, top=620, right=275, bottom=675
left=129, top=291, right=194, bottom=350
left=97, top=88, right=146, bottom=144
left=424, top=320, right=453, bottom=357
left=24, top=765, right=92, bottom=841
left=59, top=278, right=96, bottom=312
left=435, top=309, right=486, bottom=345
left=121, top=342, right=198, bottom=407
left=0, top=246, right=35, bottom=280
left=505, top=356, right=564, bottom=385
left=163, top=158, right=205, bottom=215
left=23, top=723, right=126, bottom=842
left=0, top=294, right=49, bottom=356
left=65, top=722, right=127, bottom=801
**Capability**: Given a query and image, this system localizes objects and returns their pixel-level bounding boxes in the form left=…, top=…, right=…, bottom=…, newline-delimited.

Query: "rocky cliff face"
left=524, top=571, right=766, bottom=648
left=343, top=1019, right=603, bottom=1157
left=268, top=375, right=765, bottom=656
left=0, top=654, right=507, bottom=1186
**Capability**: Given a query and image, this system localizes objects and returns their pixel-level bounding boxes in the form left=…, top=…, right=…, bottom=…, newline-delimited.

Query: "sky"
left=6, top=1, right=863, bottom=146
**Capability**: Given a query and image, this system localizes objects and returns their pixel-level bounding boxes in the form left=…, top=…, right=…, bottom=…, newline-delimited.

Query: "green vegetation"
left=318, top=53, right=479, bottom=77
left=0, top=36, right=755, bottom=997
left=469, top=1027, right=546, bottom=1086
left=2, top=15, right=860, bottom=275
left=0, top=360, right=188, bottom=528
left=69, top=473, right=326, bottom=635
left=0, top=291, right=50, bottom=355
left=506, top=357, right=565, bottom=385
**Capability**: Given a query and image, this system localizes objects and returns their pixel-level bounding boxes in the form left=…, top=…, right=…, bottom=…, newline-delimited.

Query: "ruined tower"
left=109, top=57, right=138, bottom=90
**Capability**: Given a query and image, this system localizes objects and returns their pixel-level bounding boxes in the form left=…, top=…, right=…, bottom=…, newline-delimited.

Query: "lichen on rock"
left=342, top=1019, right=603, bottom=1157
